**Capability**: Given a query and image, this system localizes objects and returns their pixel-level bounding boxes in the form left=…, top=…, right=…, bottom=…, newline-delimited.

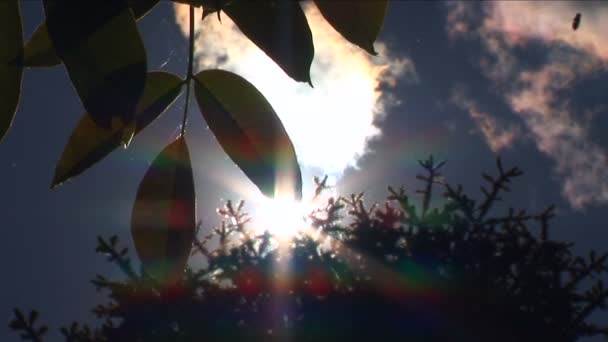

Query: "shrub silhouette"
left=10, top=158, right=608, bottom=341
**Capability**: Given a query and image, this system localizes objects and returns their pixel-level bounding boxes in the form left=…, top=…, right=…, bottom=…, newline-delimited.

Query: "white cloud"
left=450, top=86, right=520, bottom=153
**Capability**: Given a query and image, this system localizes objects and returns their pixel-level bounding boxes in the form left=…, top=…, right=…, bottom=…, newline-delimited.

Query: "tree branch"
left=180, top=5, right=196, bottom=136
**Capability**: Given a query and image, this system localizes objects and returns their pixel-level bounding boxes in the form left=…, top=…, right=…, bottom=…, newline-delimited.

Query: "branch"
left=573, top=281, right=608, bottom=329
left=180, top=5, right=196, bottom=136
left=566, top=252, right=608, bottom=291
left=95, top=236, right=138, bottom=282
left=9, top=309, right=47, bottom=342
left=416, top=155, right=446, bottom=218
left=476, top=158, right=523, bottom=221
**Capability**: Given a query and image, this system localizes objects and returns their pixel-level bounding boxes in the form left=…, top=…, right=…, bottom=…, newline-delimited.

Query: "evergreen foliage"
left=10, top=158, right=608, bottom=341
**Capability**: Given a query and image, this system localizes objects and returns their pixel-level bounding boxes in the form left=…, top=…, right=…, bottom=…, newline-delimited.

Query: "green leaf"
left=0, top=0, right=23, bottom=143
left=43, top=0, right=147, bottom=128
left=131, top=136, right=196, bottom=283
left=224, top=0, right=314, bottom=84
left=52, top=71, right=183, bottom=188
left=22, top=1, right=158, bottom=68
left=194, top=69, right=302, bottom=199
left=314, top=0, right=388, bottom=55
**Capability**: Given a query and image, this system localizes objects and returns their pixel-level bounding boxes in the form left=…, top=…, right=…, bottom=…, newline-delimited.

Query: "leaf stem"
left=180, top=5, right=195, bottom=136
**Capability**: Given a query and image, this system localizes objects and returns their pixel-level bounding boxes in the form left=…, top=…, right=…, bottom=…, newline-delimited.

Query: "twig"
left=180, top=5, right=196, bottom=136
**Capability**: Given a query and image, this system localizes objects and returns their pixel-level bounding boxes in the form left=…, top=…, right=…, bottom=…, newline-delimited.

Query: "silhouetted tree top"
left=10, top=158, right=608, bottom=341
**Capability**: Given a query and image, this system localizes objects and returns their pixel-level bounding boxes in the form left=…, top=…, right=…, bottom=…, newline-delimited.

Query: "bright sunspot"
left=252, top=195, right=308, bottom=240
left=173, top=3, right=411, bottom=240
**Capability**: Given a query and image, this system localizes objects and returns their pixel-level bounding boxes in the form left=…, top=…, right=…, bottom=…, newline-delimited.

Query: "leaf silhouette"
left=224, top=0, right=314, bottom=84
left=129, top=0, right=161, bottom=18
left=0, top=0, right=23, bottom=143
left=22, top=1, right=159, bottom=68
left=43, top=0, right=147, bottom=128
left=172, top=0, right=204, bottom=6
left=131, top=136, right=196, bottom=283
left=52, top=71, right=183, bottom=188
left=21, top=23, right=61, bottom=68
left=314, top=0, right=388, bottom=55
left=194, top=69, right=302, bottom=199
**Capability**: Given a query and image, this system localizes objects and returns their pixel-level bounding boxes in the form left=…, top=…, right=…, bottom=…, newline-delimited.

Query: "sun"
left=229, top=174, right=336, bottom=242
left=252, top=195, right=308, bottom=240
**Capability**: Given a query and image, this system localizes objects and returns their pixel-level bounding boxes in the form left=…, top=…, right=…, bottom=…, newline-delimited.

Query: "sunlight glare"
left=253, top=196, right=307, bottom=240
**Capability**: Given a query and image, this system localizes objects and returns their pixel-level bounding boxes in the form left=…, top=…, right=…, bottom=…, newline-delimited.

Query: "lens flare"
left=252, top=195, right=307, bottom=240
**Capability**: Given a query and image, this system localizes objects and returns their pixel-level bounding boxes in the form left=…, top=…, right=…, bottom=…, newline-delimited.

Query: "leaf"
left=52, top=71, right=183, bottom=188
left=129, top=0, right=161, bottom=18
left=314, top=0, right=388, bottom=55
left=21, top=23, right=61, bottom=67
left=22, top=1, right=158, bottom=68
left=0, top=0, right=23, bottom=143
left=43, top=0, right=147, bottom=128
left=194, top=69, right=302, bottom=199
left=131, top=136, right=196, bottom=283
left=224, top=0, right=314, bottom=84
left=172, top=0, right=204, bottom=6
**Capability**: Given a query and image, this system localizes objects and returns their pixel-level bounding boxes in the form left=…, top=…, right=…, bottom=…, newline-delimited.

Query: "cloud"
left=446, top=1, right=608, bottom=208
left=174, top=3, right=415, bottom=177
left=450, top=86, right=520, bottom=153
left=508, top=59, right=608, bottom=209
left=483, top=1, right=608, bottom=61
left=445, top=1, right=481, bottom=41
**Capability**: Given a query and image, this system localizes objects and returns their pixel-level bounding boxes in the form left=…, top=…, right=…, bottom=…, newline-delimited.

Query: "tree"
left=7, top=2, right=608, bottom=341
left=1, top=0, right=388, bottom=285
left=9, top=158, right=608, bottom=341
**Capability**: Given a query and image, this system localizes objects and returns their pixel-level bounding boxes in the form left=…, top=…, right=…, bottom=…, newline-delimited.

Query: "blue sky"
left=1, top=2, right=607, bottom=340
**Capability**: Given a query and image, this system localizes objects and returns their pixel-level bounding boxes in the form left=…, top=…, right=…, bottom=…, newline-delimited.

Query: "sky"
left=1, top=1, right=608, bottom=341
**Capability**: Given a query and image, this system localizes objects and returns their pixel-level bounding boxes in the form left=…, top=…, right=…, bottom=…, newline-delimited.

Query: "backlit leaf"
left=43, top=0, right=147, bottom=128
left=194, top=69, right=302, bottom=199
left=23, top=0, right=159, bottom=68
left=131, top=136, right=196, bottom=283
left=314, top=0, right=388, bottom=55
left=52, top=72, right=183, bottom=188
left=224, top=0, right=314, bottom=84
left=0, top=0, right=23, bottom=143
